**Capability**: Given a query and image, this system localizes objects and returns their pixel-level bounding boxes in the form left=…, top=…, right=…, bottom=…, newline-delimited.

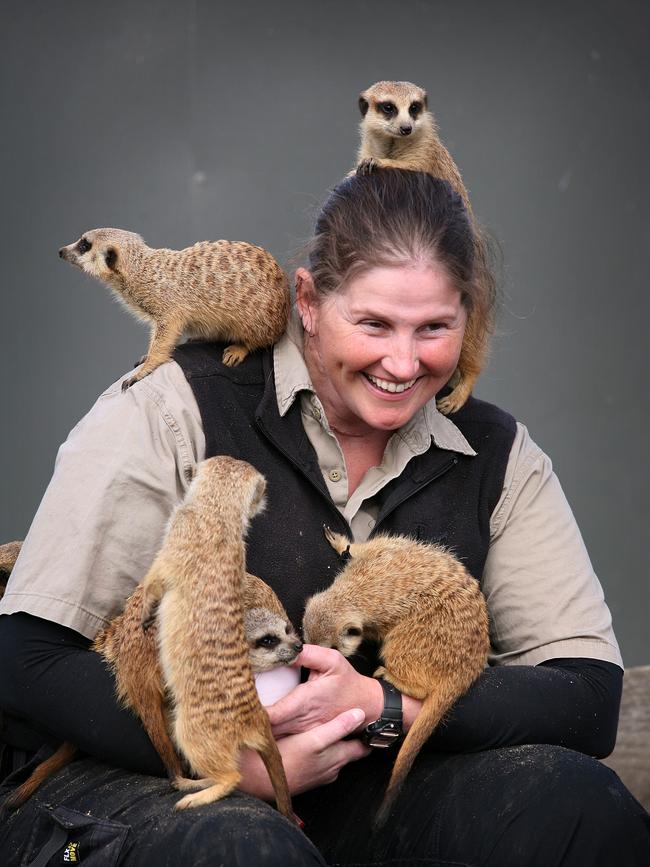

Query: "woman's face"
left=296, top=262, right=467, bottom=435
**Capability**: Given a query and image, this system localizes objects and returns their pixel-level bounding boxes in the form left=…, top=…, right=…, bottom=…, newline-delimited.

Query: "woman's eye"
left=362, top=320, right=385, bottom=330
left=423, top=323, right=444, bottom=333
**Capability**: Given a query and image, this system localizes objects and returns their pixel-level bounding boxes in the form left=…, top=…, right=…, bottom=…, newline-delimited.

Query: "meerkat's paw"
left=436, top=389, right=467, bottom=416
left=222, top=344, right=249, bottom=367
left=121, top=370, right=149, bottom=391
left=174, top=775, right=240, bottom=810
left=356, top=158, right=379, bottom=176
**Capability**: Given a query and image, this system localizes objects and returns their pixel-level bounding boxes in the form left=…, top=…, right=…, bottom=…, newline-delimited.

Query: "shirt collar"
left=273, top=309, right=476, bottom=457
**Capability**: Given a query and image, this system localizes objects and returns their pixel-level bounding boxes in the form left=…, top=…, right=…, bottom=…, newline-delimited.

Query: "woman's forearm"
left=0, top=612, right=166, bottom=775
left=418, top=658, right=622, bottom=758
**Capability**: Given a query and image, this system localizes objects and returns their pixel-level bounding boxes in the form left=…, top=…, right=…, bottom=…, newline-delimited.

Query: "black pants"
left=2, top=743, right=649, bottom=866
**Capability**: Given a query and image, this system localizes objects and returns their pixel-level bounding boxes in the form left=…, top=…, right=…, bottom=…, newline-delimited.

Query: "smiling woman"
left=294, top=171, right=479, bottom=494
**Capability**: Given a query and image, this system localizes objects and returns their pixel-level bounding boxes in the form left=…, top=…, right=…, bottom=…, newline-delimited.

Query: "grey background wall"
left=1, top=1, right=648, bottom=664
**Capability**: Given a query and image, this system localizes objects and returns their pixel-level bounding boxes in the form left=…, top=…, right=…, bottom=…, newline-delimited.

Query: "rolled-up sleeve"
left=484, top=423, right=622, bottom=668
left=0, top=362, right=205, bottom=639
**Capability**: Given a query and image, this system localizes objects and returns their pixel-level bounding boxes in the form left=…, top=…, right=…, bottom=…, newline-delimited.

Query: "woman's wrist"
left=361, top=675, right=422, bottom=732
left=361, top=674, right=386, bottom=727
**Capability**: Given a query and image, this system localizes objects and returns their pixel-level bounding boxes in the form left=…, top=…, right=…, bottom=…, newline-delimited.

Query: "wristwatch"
left=362, top=677, right=403, bottom=748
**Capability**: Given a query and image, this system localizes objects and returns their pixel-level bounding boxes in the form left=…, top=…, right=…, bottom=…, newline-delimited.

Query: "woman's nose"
left=382, top=337, right=419, bottom=380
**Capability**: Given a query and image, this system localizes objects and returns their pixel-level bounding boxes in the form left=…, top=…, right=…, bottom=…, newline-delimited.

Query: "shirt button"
left=329, top=469, right=342, bottom=482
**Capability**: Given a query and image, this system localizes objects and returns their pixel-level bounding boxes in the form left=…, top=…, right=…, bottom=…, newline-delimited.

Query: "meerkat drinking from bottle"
left=2, top=549, right=301, bottom=812
left=355, top=80, right=492, bottom=416
left=302, top=528, right=489, bottom=826
left=58, top=229, right=291, bottom=390
left=139, top=455, right=294, bottom=818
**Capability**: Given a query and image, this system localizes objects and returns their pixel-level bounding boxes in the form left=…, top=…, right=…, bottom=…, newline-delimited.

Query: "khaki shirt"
left=1, top=319, right=622, bottom=669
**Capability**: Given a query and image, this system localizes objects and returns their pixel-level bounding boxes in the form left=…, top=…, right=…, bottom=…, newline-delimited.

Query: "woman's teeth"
left=366, top=374, right=416, bottom=393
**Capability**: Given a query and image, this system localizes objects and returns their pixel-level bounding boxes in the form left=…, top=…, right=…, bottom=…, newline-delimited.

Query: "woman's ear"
left=295, top=268, right=318, bottom=337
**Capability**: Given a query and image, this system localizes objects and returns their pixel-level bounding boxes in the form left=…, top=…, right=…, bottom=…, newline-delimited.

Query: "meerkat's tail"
left=254, top=716, right=296, bottom=824
left=374, top=683, right=458, bottom=828
left=125, top=671, right=184, bottom=781
left=2, top=742, right=78, bottom=811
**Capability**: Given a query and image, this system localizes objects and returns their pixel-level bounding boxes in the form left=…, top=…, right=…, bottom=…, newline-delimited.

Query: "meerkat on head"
left=59, top=229, right=291, bottom=391
left=355, top=80, right=493, bottom=417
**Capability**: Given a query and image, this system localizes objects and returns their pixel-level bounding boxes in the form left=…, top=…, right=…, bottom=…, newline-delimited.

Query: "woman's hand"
left=238, top=707, right=370, bottom=799
left=267, top=644, right=385, bottom=737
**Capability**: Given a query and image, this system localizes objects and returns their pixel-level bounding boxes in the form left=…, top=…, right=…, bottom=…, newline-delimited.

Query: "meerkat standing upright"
left=302, top=528, right=489, bottom=827
left=2, top=564, right=301, bottom=812
left=356, top=80, right=492, bottom=416
left=139, top=455, right=294, bottom=818
left=59, top=230, right=291, bottom=390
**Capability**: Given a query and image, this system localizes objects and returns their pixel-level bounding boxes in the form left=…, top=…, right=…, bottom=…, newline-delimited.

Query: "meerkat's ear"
left=422, top=91, right=429, bottom=110
left=105, top=247, right=118, bottom=270
left=358, top=94, right=369, bottom=116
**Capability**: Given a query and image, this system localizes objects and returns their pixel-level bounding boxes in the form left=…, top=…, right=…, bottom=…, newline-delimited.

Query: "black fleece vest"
left=173, top=342, right=516, bottom=633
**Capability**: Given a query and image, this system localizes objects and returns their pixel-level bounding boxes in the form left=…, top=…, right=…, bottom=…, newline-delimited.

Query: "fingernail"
left=350, top=708, right=365, bottom=725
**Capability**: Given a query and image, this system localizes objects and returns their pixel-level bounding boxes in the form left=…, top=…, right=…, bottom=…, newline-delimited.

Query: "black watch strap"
left=362, top=677, right=403, bottom=748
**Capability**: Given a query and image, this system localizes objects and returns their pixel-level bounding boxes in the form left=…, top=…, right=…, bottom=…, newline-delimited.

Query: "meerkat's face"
left=302, top=600, right=365, bottom=657
left=359, top=81, right=429, bottom=140
left=244, top=609, right=303, bottom=672
left=58, top=228, right=144, bottom=285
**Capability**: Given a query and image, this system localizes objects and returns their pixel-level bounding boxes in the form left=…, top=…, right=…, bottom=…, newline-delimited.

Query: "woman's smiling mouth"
left=364, top=373, right=418, bottom=394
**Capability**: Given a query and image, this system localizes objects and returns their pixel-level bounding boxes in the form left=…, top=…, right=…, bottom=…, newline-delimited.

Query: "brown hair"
left=307, top=169, right=497, bottom=379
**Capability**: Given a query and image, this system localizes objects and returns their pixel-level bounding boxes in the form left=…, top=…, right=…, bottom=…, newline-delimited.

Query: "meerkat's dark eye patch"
left=409, top=101, right=423, bottom=118
left=256, top=634, right=281, bottom=649
left=378, top=101, right=397, bottom=118
left=77, top=238, right=92, bottom=254
left=105, top=248, right=117, bottom=269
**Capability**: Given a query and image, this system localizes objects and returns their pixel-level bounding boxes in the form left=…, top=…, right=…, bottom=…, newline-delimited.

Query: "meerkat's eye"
left=105, top=248, right=117, bottom=269
left=409, top=101, right=422, bottom=118
left=77, top=238, right=92, bottom=254
left=344, top=627, right=362, bottom=637
left=379, top=101, right=396, bottom=117
left=256, top=634, right=281, bottom=649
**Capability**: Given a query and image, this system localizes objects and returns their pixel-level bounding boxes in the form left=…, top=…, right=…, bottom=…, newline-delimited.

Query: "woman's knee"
left=467, top=744, right=650, bottom=866
left=124, top=794, right=326, bottom=867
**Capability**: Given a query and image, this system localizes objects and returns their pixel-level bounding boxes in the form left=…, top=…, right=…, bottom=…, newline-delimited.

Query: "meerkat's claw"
left=174, top=776, right=240, bottom=810
left=222, top=344, right=249, bottom=367
left=121, top=376, right=138, bottom=392
left=356, top=158, right=378, bottom=176
left=323, top=526, right=352, bottom=557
